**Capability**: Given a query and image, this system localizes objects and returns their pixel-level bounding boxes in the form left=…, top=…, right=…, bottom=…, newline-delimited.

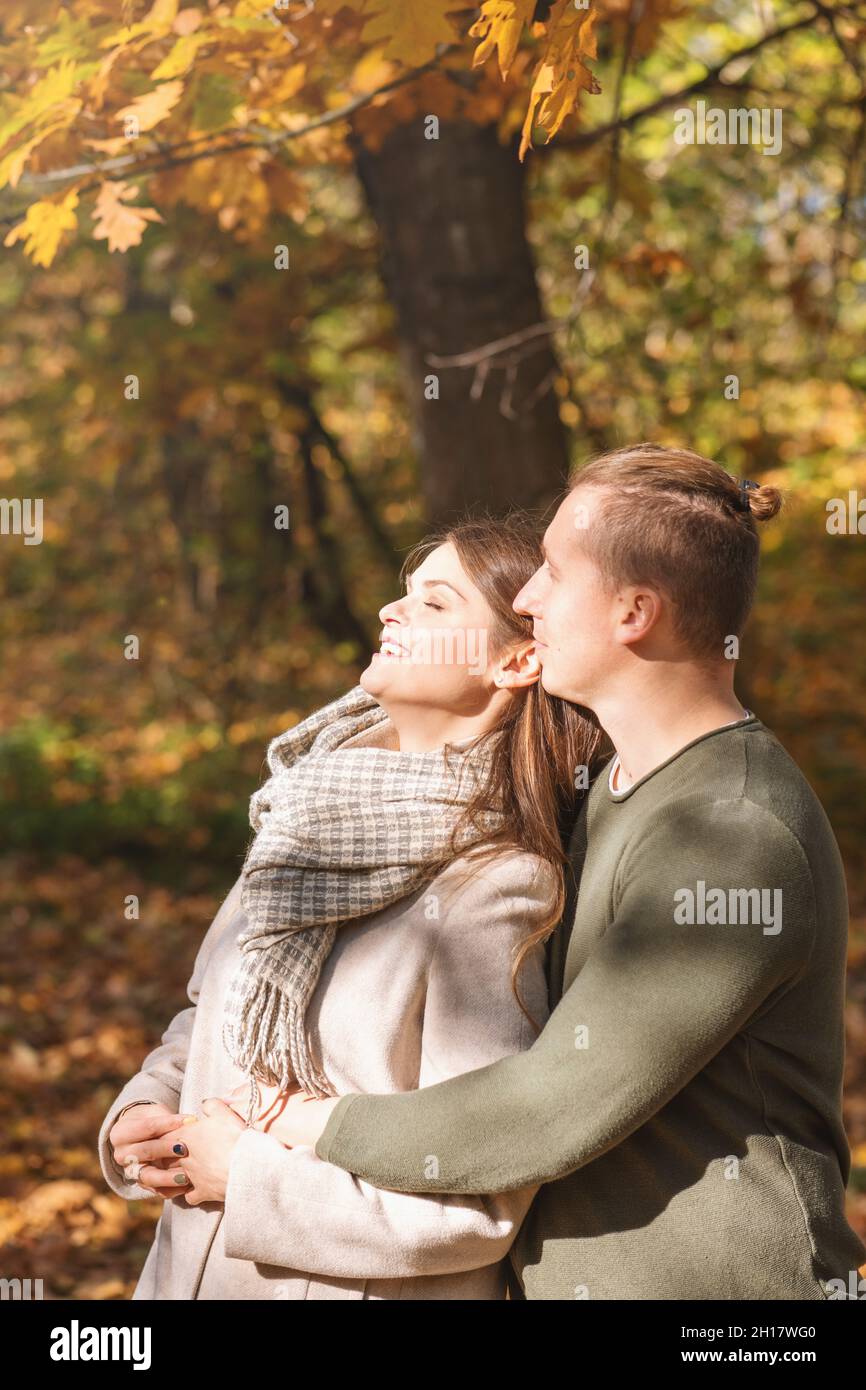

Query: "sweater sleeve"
left=97, top=875, right=244, bottom=1201
left=314, top=799, right=816, bottom=1195
left=220, top=857, right=553, bottom=1279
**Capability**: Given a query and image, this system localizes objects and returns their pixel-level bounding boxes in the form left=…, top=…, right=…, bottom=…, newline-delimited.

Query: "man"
left=247, top=445, right=866, bottom=1297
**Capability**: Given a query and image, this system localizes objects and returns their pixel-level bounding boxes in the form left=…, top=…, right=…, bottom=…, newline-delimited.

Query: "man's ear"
left=615, top=587, right=664, bottom=647
left=493, top=641, right=542, bottom=689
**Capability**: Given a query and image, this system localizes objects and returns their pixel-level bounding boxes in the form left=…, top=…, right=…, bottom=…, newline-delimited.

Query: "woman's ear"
left=493, top=641, right=542, bottom=690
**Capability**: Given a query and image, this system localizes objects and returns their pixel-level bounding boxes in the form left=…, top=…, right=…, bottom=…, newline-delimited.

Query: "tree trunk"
left=352, top=119, right=569, bottom=526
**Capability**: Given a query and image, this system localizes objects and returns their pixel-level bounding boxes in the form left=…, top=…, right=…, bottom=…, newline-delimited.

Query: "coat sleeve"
left=220, top=857, right=554, bottom=1279
left=314, top=800, right=816, bottom=1195
left=97, top=874, right=244, bottom=1201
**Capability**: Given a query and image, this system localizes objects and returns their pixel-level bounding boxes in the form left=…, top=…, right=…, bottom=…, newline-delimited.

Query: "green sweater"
left=316, top=717, right=866, bottom=1299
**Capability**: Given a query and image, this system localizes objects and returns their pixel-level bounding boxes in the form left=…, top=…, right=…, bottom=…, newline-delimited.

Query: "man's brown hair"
left=569, top=443, right=783, bottom=658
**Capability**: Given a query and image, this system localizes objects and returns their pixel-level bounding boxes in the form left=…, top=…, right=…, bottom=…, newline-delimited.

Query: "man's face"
left=513, top=488, right=616, bottom=708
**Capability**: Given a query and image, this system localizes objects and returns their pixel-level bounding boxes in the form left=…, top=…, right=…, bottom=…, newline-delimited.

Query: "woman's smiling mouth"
left=375, top=635, right=412, bottom=659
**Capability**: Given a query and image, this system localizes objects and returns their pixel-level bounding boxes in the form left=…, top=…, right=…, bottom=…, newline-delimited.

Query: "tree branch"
left=4, top=46, right=458, bottom=208
left=279, top=381, right=396, bottom=567
left=543, top=9, right=827, bottom=154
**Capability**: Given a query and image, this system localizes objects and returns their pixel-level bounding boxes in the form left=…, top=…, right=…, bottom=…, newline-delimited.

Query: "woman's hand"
left=129, top=1098, right=247, bottom=1205
left=110, top=1101, right=194, bottom=1191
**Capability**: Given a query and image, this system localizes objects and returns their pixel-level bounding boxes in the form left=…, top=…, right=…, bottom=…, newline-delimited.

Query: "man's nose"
left=514, top=574, right=541, bottom=616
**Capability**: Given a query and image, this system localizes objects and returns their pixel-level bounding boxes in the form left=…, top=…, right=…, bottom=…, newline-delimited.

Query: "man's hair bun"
left=745, top=483, right=783, bottom=521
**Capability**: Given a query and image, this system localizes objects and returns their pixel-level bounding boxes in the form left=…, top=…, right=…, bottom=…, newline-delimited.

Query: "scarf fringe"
left=223, top=968, right=334, bottom=1101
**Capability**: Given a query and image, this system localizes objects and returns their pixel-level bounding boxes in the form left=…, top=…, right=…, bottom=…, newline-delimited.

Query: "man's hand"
left=221, top=1078, right=304, bottom=1131
left=259, top=1090, right=342, bottom=1148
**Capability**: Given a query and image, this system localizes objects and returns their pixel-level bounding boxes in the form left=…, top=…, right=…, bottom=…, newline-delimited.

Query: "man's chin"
left=539, top=662, right=564, bottom=698
left=540, top=662, right=585, bottom=707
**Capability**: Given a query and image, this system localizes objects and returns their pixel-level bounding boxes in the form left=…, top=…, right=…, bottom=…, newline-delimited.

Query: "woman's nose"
left=379, top=598, right=406, bottom=625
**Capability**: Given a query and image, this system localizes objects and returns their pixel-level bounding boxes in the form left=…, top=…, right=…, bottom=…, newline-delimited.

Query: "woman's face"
left=360, top=542, right=505, bottom=718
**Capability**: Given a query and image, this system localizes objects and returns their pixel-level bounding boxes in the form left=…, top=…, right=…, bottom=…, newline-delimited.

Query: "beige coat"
left=98, top=849, right=555, bottom=1299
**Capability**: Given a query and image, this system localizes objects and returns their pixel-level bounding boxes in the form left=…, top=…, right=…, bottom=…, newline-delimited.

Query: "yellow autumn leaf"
left=358, top=0, right=460, bottom=66
left=0, top=103, right=81, bottom=189
left=4, top=188, right=80, bottom=267
left=115, top=79, right=184, bottom=133
left=470, top=0, right=536, bottom=78
left=146, top=0, right=181, bottom=27
left=266, top=63, right=308, bottom=107
left=90, top=45, right=125, bottom=110
left=150, top=32, right=210, bottom=81
left=519, top=2, right=600, bottom=160
left=156, top=150, right=271, bottom=237
left=82, top=135, right=132, bottom=156
left=92, top=180, right=164, bottom=253
left=99, top=0, right=180, bottom=49
left=0, top=60, right=83, bottom=149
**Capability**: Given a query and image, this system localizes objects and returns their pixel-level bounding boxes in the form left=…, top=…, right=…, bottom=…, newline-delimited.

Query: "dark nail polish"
left=172, top=1142, right=188, bottom=1156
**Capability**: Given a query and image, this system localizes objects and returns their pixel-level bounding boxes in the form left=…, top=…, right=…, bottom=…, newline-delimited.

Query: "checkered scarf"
left=221, top=684, right=501, bottom=1103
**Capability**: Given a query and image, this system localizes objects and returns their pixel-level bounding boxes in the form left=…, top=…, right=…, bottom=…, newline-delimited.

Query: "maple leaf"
left=519, top=1, right=600, bottom=159
left=99, top=0, right=180, bottom=49
left=92, top=181, right=164, bottom=253
left=0, top=104, right=81, bottom=189
left=357, top=0, right=461, bottom=66
left=470, top=0, right=536, bottom=78
left=0, top=59, right=84, bottom=149
left=150, top=32, right=211, bottom=81
left=115, top=79, right=185, bottom=133
left=4, top=188, right=80, bottom=267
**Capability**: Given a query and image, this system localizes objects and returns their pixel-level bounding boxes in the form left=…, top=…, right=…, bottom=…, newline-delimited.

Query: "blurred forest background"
left=0, top=0, right=864, bottom=1296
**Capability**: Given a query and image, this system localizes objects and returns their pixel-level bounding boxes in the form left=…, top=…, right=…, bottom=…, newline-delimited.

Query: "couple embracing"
left=100, top=443, right=866, bottom=1300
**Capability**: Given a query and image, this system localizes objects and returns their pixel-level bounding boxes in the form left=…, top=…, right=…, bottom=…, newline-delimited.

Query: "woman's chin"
left=359, top=659, right=387, bottom=694
left=361, top=655, right=417, bottom=699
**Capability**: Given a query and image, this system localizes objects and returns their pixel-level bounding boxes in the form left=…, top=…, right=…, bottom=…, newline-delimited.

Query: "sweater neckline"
left=605, top=712, right=759, bottom=803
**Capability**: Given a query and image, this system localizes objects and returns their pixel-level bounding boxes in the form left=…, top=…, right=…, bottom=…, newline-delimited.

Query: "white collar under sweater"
left=608, top=709, right=752, bottom=797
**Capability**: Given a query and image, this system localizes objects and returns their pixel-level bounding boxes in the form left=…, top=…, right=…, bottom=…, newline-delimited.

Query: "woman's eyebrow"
left=407, top=576, right=465, bottom=600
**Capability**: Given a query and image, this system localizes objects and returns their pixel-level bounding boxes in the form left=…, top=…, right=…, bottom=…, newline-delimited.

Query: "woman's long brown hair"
left=401, top=515, right=606, bottom=1034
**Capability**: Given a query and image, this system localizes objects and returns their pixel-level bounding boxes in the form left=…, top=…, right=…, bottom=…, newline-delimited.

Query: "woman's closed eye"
left=424, top=600, right=444, bottom=611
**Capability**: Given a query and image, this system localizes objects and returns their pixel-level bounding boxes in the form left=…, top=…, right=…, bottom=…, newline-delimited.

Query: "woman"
left=98, top=517, right=603, bottom=1299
